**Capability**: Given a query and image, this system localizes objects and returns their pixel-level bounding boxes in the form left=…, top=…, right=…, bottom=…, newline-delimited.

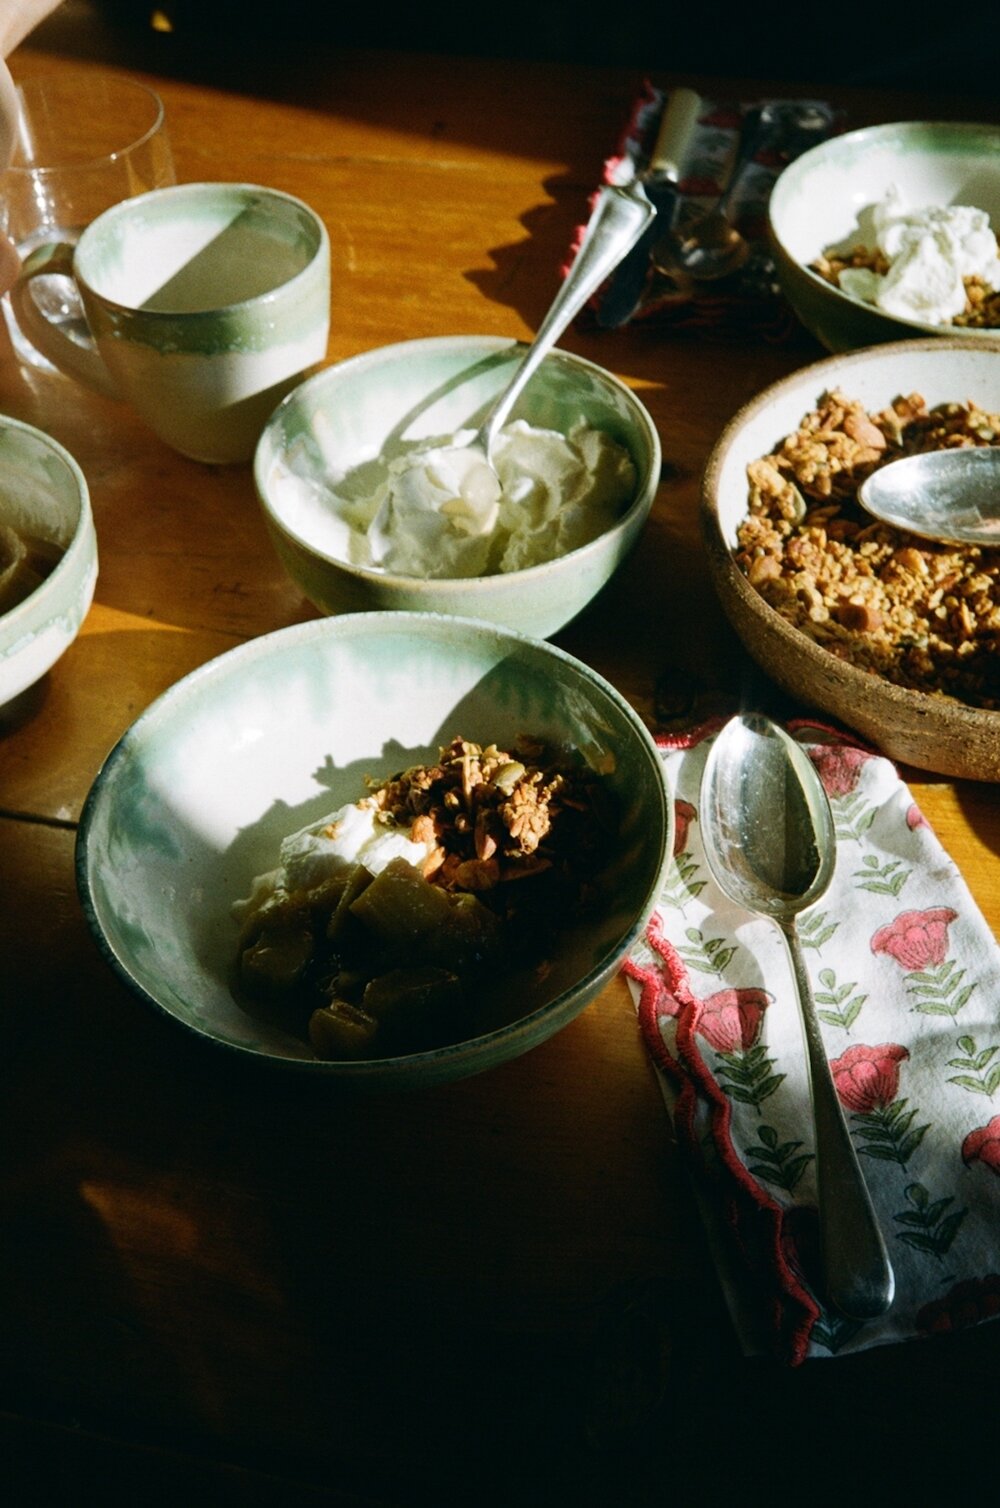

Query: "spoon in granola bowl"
left=858, top=446, right=1000, bottom=545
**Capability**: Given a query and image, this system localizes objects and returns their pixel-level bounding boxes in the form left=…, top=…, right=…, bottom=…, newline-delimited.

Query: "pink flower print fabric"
left=625, top=717, right=1000, bottom=1364
left=963, top=1116, right=1000, bottom=1175
left=830, top=1043, right=909, bottom=1114
left=871, top=908, right=957, bottom=971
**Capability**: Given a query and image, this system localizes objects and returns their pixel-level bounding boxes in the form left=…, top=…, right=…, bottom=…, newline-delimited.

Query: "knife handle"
left=648, top=87, right=701, bottom=180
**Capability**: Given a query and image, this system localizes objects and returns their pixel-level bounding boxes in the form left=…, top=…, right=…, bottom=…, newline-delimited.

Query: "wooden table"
left=3, top=14, right=999, bottom=1503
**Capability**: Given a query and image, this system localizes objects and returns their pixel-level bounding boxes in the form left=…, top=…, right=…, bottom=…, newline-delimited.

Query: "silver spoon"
left=700, top=713, right=895, bottom=1321
left=858, top=446, right=1000, bottom=545
left=470, top=182, right=653, bottom=467
left=366, top=182, right=654, bottom=562
left=653, top=101, right=832, bottom=284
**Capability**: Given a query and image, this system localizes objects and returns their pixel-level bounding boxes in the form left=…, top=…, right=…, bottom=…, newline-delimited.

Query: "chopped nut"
left=837, top=600, right=883, bottom=633
left=890, top=546, right=928, bottom=576
left=410, top=813, right=438, bottom=847
left=748, top=553, right=782, bottom=586
left=735, top=391, right=1000, bottom=709
left=844, top=409, right=888, bottom=451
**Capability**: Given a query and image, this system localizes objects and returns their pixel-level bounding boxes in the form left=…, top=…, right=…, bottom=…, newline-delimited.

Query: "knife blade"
left=595, top=86, right=702, bottom=329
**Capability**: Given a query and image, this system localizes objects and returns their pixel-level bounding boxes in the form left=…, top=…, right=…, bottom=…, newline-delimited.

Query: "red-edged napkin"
left=625, top=717, right=1000, bottom=1364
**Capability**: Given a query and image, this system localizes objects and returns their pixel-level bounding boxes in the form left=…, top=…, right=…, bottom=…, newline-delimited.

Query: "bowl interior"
left=78, top=613, right=671, bottom=1079
left=771, top=121, right=1000, bottom=269
left=710, top=340, right=1000, bottom=548
left=0, top=420, right=83, bottom=554
left=255, top=336, right=658, bottom=567
left=0, top=417, right=96, bottom=703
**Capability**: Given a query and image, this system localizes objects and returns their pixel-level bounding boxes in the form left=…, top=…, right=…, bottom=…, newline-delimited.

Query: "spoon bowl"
left=858, top=445, right=1000, bottom=545
left=700, top=713, right=895, bottom=1320
left=654, top=102, right=832, bottom=284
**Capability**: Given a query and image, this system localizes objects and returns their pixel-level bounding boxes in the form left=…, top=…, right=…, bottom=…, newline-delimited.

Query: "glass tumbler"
left=0, top=71, right=176, bottom=370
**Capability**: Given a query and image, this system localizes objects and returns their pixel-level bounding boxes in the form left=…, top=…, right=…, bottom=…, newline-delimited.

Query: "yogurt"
left=837, top=186, right=1000, bottom=326
left=234, top=800, right=432, bottom=919
left=272, top=418, right=637, bottom=579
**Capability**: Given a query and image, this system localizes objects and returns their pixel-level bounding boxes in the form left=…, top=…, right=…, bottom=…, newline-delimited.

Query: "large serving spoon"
left=858, top=446, right=1000, bottom=545
left=700, top=713, right=895, bottom=1321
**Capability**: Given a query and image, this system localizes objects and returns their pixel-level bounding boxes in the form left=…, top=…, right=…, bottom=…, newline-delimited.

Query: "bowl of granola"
left=701, top=338, right=1000, bottom=780
left=76, top=611, right=672, bottom=1085
left=769, top=121, right=1000, bottom=351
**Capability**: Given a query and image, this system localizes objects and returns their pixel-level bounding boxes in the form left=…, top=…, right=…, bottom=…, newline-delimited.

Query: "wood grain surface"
left=3, top=9, right=999, bottom=1503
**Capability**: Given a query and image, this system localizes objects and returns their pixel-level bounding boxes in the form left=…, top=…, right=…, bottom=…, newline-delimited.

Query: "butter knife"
left=595, top=86, right=702, bottom=329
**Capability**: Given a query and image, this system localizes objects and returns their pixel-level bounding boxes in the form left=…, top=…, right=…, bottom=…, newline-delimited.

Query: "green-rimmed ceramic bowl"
left=76, top=612, right=672, bottom=1087
left=0, top=416, right=97, bottom=708
left=769, top=121, right=1000, bottom=352
left=253, top=335, right=661, bottom=639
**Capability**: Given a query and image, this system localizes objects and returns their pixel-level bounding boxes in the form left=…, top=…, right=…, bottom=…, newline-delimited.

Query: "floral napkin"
left=568, top=83, right=843, bottom=338
left=624, top=717, right=1000, bottom=1364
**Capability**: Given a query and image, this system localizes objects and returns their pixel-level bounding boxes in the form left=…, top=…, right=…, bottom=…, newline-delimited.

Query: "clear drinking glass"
left=0, top=71, right=176, bottom=370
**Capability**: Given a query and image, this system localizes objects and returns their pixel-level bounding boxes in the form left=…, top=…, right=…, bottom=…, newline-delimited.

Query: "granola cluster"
left=734, top=390, right=1000, bottom=708
left=812, top=246, right=1000, bottom=328
left=363, top=735, right=614, bottom=900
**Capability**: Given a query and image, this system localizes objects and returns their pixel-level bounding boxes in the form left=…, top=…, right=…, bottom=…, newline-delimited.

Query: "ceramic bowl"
left=0, top=416, right=97, bottom=707
left=76, top=612, right=672, bottom=1086
left=702, top=338, right=1000, bottom=781
left=769, top=120, right=1000, bottom=352
left=253, top=335, right=661, bottom=639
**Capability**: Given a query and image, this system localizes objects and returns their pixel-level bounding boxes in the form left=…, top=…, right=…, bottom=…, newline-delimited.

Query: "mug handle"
left=10, top=241, right=120, bottom=399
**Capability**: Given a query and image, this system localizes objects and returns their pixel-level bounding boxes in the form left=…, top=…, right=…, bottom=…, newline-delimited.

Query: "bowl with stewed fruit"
left=76, top=611, right=672, bottom=1086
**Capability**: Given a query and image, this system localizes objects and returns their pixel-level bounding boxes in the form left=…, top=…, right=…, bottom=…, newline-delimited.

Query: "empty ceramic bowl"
left=253, top=335, right=661, bottom=638
left=769, top=120, right=1000, bottom=351
left=76, top=611, right=672, bottom=1086
left=0, top=416, right=97, bottom=707
left=701, top=338, right=1000, bottom=781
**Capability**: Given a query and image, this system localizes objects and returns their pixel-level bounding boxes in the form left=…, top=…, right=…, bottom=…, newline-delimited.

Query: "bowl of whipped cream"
left=253, top=335, right=660, bottom=638
left=768, top=121, right=1000, bottom=352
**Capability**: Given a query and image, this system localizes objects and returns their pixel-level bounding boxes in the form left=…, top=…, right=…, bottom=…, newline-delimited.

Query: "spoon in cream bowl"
left=367, top=182, right=655, bottom=565
left=700, top=713, right=895, bottom=1321
left=858, top=445, right=1000, bottom=545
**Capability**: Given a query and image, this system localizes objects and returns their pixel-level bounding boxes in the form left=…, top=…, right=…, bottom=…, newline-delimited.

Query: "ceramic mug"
left=11, top=182, right=331, bottom=463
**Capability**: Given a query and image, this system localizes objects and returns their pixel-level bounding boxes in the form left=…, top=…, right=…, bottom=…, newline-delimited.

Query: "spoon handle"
left=782, top=920, right=896, bottom=1320
left=477, top=183, right=653, bottom=455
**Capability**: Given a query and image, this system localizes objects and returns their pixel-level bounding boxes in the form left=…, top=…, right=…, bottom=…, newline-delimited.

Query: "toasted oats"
left=363, top=734, right=612, bottom=887
left=734, top=390, right=1000, bottom=709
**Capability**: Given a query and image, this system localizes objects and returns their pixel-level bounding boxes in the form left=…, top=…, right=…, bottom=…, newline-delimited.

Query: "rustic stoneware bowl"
left=0, top=416, right=97, bottom=707
left=769, top=121, right=1000, bottom=352
left=76, top=612, right=672, bottom=1087
left=702, top=338, right=1000, bottom=782
left=253, top=335, right=661, bottom=639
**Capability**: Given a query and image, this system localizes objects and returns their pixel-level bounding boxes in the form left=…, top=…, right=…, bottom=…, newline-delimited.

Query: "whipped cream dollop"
left=836, top=186, right=1000, bottom=325
left=272, top=418, right=638, bottom=580
left=234, top=801, right=432, bottom=920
